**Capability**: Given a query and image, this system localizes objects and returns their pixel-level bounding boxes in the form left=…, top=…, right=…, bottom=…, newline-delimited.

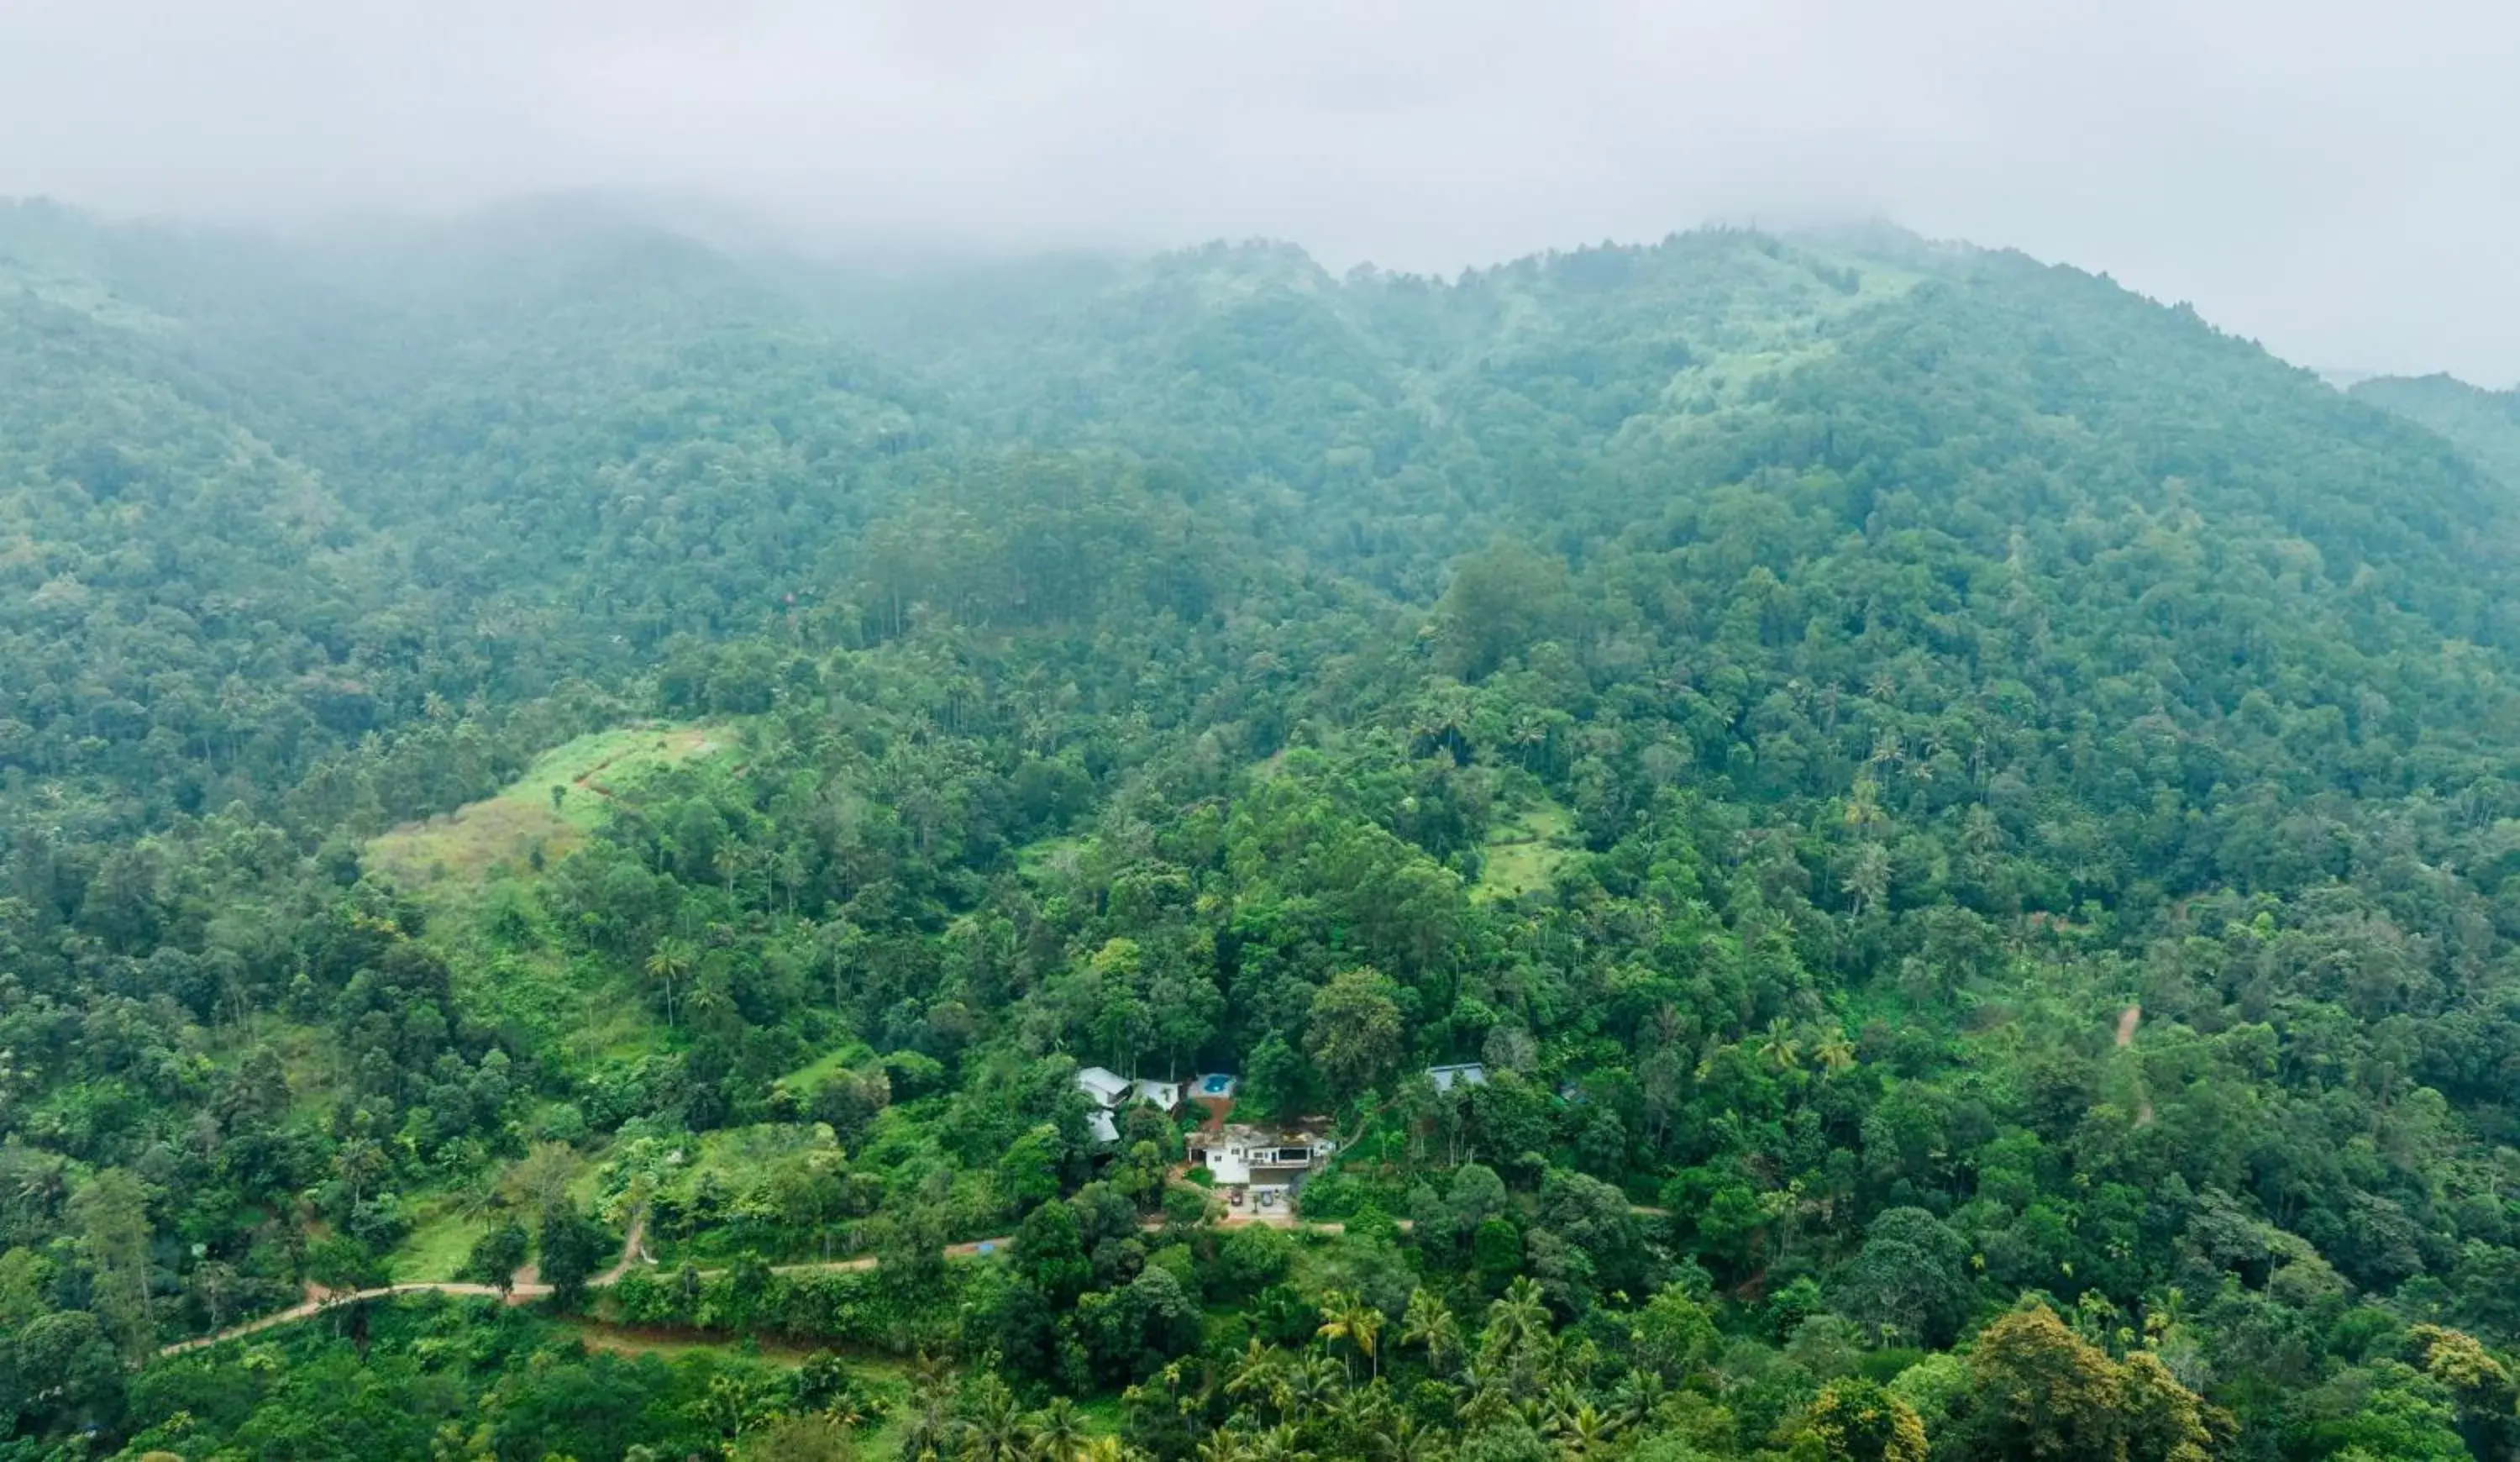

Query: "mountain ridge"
left=8, top=198, right=2520, bottom=1460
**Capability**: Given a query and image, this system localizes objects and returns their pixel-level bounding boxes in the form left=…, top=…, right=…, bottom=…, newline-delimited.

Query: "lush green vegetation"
left=3, top=197, right=2520, bottom=1459
left=2355, top=373, right=2520, bottom=491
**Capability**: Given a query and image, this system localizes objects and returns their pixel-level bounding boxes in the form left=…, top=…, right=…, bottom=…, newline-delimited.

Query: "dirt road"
left=160, top=1222, right=1016, bottom=1357
left=162, top=1196, right=1575, bottom=1356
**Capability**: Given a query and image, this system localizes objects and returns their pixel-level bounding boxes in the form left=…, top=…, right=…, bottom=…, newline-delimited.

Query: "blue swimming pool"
left=1202, top=1075, right=1231, bottom=1094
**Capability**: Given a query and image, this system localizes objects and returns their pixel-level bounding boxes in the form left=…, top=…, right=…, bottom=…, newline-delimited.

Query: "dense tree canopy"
left=0, top=200, right=2517, bottom=1459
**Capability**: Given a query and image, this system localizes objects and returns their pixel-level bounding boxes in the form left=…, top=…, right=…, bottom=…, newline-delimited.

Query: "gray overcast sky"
left=3, top=0, right=2516, bottom=381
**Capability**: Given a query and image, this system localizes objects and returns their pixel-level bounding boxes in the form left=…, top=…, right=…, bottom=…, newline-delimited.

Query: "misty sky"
left=3, top=1, right=2516, bottom=382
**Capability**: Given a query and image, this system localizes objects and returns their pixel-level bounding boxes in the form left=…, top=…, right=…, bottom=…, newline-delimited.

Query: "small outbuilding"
left=1075, top=1066, right=1133, bottom=1107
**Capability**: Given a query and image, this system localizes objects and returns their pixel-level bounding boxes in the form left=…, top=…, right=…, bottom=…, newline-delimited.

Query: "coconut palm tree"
left=712, top=839, right=746, bottom=898
left=1024, top=1397, right=1087, bottom=1462
left=1373, top=1414, right=1452, bottom=1462
left=1547, top=1401, right=1620, bottom=1459
left=1607, top=1370, right=1668, bottom=1433
left=1317, top=1290, right=1386, bottom=1381
left=1226, top=1338, right=1283, bottom=1419
left=962, top=1375, right=1027, bottom=1462
left=1330, top=1379, right=1396, bottom=1436
left=897, top=1374, right=955, bottom=1462
left=1400, top=1289, right=1462, bottom=1375
left=1247, top=1426, right=1313, bottom=1462
left=1275, top=1352, right=1345, bottom=1424
left=1483, top=1276, right=1550, bottom=1361
left=1754, top=1017, right=1803, bottom=1072
left=1842, top=841, right=1891, bottom=918
left=643, top=936, right=695, bottom=1028
left=1147, top=1357, right=1215, bottom=1423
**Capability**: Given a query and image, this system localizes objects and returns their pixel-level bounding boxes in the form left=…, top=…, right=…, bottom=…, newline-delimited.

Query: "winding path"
left=158, top=1222, right=1016, bottom=1358
left=160, top=1198, right=1617, bottom=1358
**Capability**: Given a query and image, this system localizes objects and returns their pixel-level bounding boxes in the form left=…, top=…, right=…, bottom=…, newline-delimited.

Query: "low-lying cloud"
left=3, top=0, right=2515, bottom=381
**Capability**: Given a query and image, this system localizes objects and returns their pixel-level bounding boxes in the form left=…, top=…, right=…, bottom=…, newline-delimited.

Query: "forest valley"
left=4, top=199, right=2520, bottom=1461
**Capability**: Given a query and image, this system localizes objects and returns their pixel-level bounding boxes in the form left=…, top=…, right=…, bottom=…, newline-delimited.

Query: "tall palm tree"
left=1483, top=1276, right=1550, bottom=1361
left=1024, top=1397, right=1087, bottom=1462
left=1326, top=1380, right=1393, bottom=1443
left=1754, top=1017, right=1803, bottom=1072
left=1505, top=708, right=1551, bottom=770
left=1247, top=1426, right=1314, bottom=1462
left=1842, top=841, right=1891, bottom=918
left=1226, top=1337, right=1283, bottom=1420
left=1373, top=1414, right=1452, bottom=1462
left=1149, top=1357, right=1215, bottom=1423
left=1274, top=1352, right=1344, bottom=1425
left=898, top=1375, right=955, bottom=1462
left=1401, top=1288, right=1462, bottom=1376
left=1607, top=1370, right=1668, bottom=1433
left=1550, top=1402, right=1620, bottom=1459
left=1317, top=1290, right=1386, bottom=1380
left=643, top=936, right=694, bottom=1028
left=962, top=1375, right=1027, bottom=1462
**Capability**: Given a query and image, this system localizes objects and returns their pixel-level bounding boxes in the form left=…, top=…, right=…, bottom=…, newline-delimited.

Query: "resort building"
left=1189, top=1123, right=1336, bottom=1198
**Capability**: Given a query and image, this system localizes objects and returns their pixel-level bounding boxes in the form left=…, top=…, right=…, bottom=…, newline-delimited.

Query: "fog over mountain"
left=3, top=0, right=2517, bottom=381
left=19, top=11, right=2520, bottom=1458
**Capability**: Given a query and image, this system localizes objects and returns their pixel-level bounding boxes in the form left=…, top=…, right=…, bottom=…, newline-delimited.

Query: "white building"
left=1077, top=1066, right=1184, bottom=1144
left=1191, top=1123, right=1336, bottom=1195
left=1075, top=1066, right=1132, bottom=1107
left=1078, top=1066, right=1182, bottom=1112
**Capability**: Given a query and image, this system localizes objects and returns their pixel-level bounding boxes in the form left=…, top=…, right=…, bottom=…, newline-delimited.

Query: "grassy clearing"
left=1015, top=833, right=1094, bottom=883
left=364, top=721, right=738, bottom=1066
left=366, top=723, right=737, bottom=895
left=391, top=1204, right=491, bottom=1284
left=261, top=1020, right=351, bottom=1125
left=1070, top=1395, right=1129, bottom=1438
left=1476, top=797, right=1575, bottom=901
left=445, top=937, right=666, bottom=1070
left=774, top=1043, right=873, bottom=1100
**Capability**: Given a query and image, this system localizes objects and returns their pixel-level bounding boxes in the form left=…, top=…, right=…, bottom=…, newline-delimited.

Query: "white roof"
left=1087, top=1110, right=1121, bottom=1145
left=1427, top=1063, right=1488, bottom=1092
left=1075, top=1066, right=1131, bottom=1101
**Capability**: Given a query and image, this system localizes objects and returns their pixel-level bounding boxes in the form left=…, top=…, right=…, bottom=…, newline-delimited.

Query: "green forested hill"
left=2355, top=372, right=2520, bottom=491
left=4, top=202, right=2520, bottom=1462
